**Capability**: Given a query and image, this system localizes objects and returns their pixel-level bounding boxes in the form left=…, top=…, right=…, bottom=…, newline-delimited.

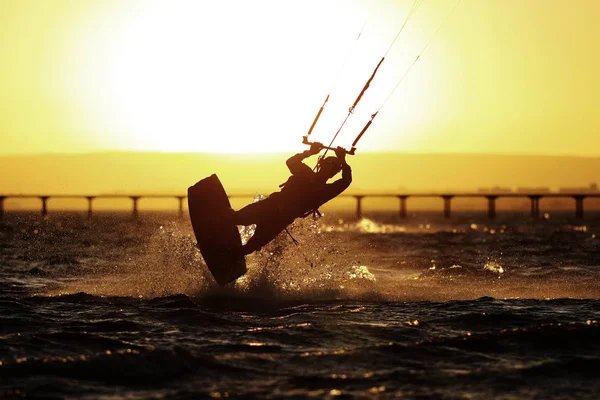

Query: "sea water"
left=1, top=211, right=599, bottom=399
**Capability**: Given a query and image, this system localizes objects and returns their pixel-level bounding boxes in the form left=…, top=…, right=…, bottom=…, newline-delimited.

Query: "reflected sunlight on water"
left=1, top=212, right=600, bottom=399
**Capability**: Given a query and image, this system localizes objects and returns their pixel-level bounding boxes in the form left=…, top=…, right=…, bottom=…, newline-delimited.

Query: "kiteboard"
left=188, top=174, right=247, bottom=286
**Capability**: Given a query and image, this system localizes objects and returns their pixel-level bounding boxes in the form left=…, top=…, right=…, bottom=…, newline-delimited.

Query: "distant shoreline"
left=1, top=151, right=599, bottom=196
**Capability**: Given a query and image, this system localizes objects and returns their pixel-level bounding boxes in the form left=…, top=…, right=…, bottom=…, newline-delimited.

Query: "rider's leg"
left=239, top=221, right=287, bottom=255
left=228, top=199, right=273, bottom=226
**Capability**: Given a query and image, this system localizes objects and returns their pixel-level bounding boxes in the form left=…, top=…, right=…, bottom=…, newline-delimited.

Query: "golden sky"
left=1, top=0, right=599, bottom=156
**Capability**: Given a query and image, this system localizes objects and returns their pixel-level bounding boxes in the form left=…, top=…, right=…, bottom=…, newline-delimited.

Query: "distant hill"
left=1, top=151, right=599, bottom=195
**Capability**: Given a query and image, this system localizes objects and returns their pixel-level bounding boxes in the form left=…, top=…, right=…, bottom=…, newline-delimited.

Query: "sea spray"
left=37, top=213, right=600, bottom=302
left=43, top=221, right=212, bottom=298
left=44, top=216, right=381, bottom=301
left=235, top=216, right=379, bottom=301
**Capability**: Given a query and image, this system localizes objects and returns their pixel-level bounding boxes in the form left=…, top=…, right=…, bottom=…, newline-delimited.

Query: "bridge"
left=0, top=192, right=598, bottom=220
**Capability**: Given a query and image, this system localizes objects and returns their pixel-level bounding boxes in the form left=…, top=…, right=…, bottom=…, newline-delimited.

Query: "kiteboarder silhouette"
left=229, top=142, right=352, bottom=255
left=188, top=0, right=461, bottom=284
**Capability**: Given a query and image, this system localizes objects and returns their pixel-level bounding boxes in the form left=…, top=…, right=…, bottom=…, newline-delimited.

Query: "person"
left=230, top=142, right=352, bottom=255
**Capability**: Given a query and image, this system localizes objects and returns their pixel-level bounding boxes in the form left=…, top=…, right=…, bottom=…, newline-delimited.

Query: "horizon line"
left=1, top=150, right=600, bottom=159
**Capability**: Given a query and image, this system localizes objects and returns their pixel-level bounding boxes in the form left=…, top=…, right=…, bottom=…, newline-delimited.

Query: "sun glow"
left=3, top=1, right=599, bottom=157
left=68, top=0, right=443, bottom=153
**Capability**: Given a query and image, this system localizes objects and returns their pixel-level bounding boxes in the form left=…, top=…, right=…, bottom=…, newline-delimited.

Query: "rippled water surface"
left=1, top=211, right=600, bottom=399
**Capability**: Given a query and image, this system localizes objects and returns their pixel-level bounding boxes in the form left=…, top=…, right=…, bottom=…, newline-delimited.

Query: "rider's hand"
left=335, top=146, right=347, bottom=161
left=309, top=142, right=324, bottom=155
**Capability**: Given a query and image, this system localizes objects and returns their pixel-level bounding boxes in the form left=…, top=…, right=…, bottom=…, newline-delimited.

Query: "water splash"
left=484, top=261, right=505, bottom=274
left=45, top=216, right=381, bottom=301
left=44, top=222, right=214, bottom=298
left=39, top=214, right=600, bottom=303
left=325, top=217, right=407, bottom=234
left=232, top=217, right=380, bottom=301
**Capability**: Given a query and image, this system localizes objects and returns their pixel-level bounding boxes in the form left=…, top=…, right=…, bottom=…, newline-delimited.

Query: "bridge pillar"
left=528, top=195, right=541, bottom=218
left=177, top=196, right=185, bottom=218
left=573, top=195, right=585, bottom=219
left=398, top=196, right=408, bottom=219
left=442, top=195, right=454, bottom=219
left=486, top=195, right=498, bottom=220
left=131, top=196, right=140, bottom=218
left=354, top=195, right=364, bottom=220
left=86, top=196, right=95, bottom=218
left=40, top=196, right=50, bottom=217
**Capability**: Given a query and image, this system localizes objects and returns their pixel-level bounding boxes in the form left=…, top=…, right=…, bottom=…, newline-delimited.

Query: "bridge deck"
left=1, top=193, right=598, bottom=219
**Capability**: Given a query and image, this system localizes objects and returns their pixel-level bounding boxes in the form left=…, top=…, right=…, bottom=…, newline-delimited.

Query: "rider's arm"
left=286, top=142, right=323, bottom=175
left=323, top=147, right=352, bottom=198
left=326, top=163, right=352, bottom=195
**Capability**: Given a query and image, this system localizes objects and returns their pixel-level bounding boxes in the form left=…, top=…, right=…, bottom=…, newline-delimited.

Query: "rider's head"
left=316, top=156, right=342, bottom=180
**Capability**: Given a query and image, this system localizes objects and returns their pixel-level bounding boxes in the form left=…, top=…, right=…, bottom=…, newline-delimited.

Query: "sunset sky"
left=1, top=0, right=599, bottom=156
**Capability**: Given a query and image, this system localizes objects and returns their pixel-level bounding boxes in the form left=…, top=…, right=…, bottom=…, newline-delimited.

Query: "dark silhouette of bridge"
left=1, top=192, right=598, bottom=220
